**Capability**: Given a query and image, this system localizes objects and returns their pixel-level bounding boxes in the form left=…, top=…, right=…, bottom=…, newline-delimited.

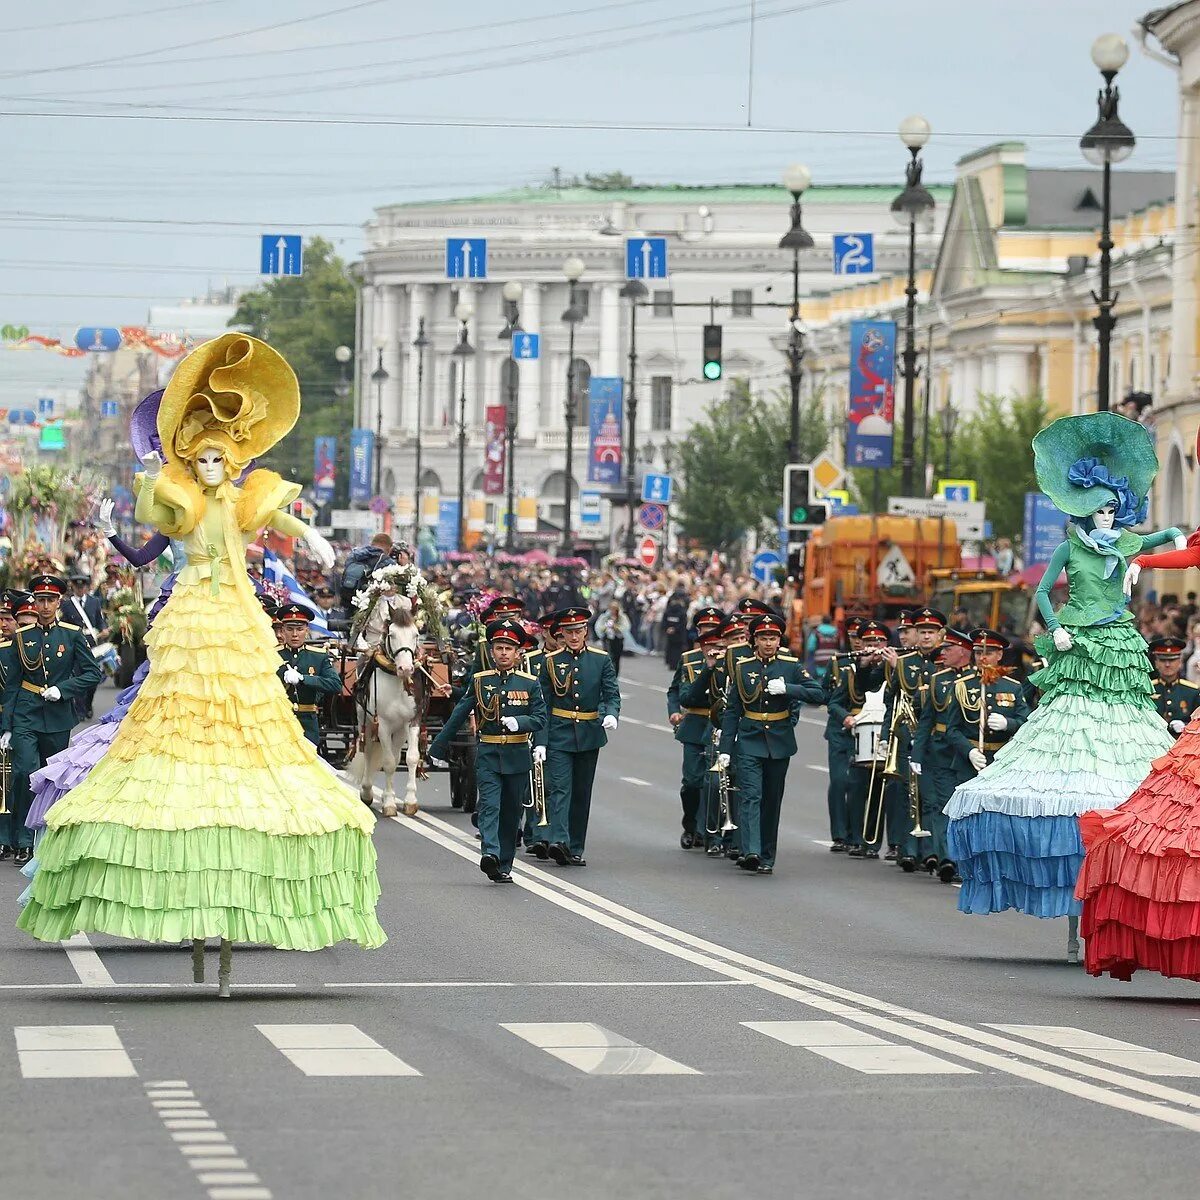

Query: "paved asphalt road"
left=3, top=654, right=1200, bottom=1200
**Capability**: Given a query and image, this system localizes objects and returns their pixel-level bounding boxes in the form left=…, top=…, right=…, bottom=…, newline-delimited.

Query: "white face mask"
left=1093, top=505, right=1117, bottom=531
left=195, top=449, right=227, bottom=487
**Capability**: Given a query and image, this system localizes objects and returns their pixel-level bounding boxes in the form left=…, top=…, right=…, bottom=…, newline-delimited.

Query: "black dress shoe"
left=568, top=855, right=587, bottom=867
left=532, top=842, right=550, bottom=860
left=921, top=855, right=939, bottom=873
left=938, top=862, right=958, bottom=884
left=738, top=853, right=760, bottom=871
left=705, top=843, right=725, bottom=857
left=863, top=849, right=880, bottom=860
left=899, top=855, right=918, bottom=873
left=548, top=843, right=570, bottom=866
left=725, top=846, right=741, bottom=860
left=756, top=865, right=774, bottom=875
left=497, top=873, right=514, bottom=883
left=13, top=848, right=31, bottom=867
left=884, top=845, right=899, bottom=862
left=525, top=844, right=541, bottom=856
left=830, top=839, right=848, bottom=853
left=680, top=832, right=696, bottom=850
left=0, top=846, right=12, bottom=862
left=846, top=845, right=866, bottom=858
left=479, top=854, right=502, bottom=881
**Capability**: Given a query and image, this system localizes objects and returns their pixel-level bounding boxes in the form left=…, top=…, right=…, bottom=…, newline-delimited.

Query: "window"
left=652, top=290, right=674, bottom=317
left=651, top=376, right=673, bottom=431
left=570, top=358, right=591, bottom=426
left=448, top=287, right=460, bottom=316
left=731, top=288, right=753, bottom=317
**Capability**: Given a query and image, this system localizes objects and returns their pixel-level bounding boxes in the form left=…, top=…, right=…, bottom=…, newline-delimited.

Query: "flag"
left=262, top=548, right=329, bottom=636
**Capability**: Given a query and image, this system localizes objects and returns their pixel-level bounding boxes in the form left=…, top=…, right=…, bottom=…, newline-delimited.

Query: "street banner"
left=349, top=428, right=373, bottom=503
left=1024, top=492, right=1066, bottom=565
left=587, top=377, right=624, bottom=486
left=846, top=320, right=896, bottom=468
left=313, top=436, right=337, bottom=503
left=483, top=404, right=506, bottom=496
left=436, top=500, right=460, bottom=552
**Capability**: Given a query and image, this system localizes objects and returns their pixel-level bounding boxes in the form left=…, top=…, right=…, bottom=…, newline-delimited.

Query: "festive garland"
left=350, top=563, right=449, bottom=646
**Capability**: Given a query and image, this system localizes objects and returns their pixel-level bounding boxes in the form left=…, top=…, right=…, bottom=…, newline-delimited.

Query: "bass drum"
left=853, top=721, right=882, bottom=766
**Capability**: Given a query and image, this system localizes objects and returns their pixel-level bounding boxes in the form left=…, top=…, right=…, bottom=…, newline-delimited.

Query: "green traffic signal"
left=702, top=324, right=722, bottom=381
left=703, top=360, right=722, bottom=380
left=790, top=505, right=808, bottom=523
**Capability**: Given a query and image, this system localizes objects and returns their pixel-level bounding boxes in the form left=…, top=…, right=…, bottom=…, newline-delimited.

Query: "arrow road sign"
left=641, top=473, right=672, bottom=504
left=446, top=237, right=488, bottom=279
left=511, top=332, right=540, bottom=361
left=626, top=237, right=668, bottom=280
left=260, top=234, right=303, bottom=276
left=832, top=233, right=875, bottom=275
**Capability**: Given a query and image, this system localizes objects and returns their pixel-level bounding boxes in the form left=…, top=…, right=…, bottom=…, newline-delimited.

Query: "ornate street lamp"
left=779, top=163, right=814, bottom=465
left=451, top=299, right=475, bottom=551
left=561, top=256, right=585, bottom=556
left=498, top=280, right=523, bottom=552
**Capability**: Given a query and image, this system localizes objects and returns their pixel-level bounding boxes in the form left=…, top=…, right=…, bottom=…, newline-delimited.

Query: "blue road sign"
left=579, top=490, right=602, bottom=525
left=74, top=326, right=122, bottom=352
left=446, top=237, right=488, bottom=279
left=751, top=550, right=783, bottom=583
left=625, top=237, right=668, bottom=280
left=260, top=234, right=303, bottom=276
left=641, top=473, right=672, bottom=504
left=637, top=502, right=666, bottom=532
left=37, top=397, right=54, bottom=415
left=832, top=233, right=875, bottom=275
left=100, top=399, right=120, bottom=418
left=511, top=331, right=540, bottom=361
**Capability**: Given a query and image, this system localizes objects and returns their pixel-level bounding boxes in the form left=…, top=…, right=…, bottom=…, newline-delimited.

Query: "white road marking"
left=503, top=1022, right=699, bottom=1076
left=60, top=933, right=115, bottom=986
left=401, top=809, right=1200, bottom=1133
left=620, top=776, right=652, bottom=787
left=744, top=1020, right=974, bottom=1075
left=806, top=764, right=830, bottom=774
left=620, top=678, right=668, bottom=694
left=324, top=979, right=750, bottom=989
left=811, top=840, right=833, bottom=848
left=15, top=1025, right=136, bottom=1078
left=988, top=1026, right=1200, bottom=1077
left=257, top=1024, right=421, bottom=1077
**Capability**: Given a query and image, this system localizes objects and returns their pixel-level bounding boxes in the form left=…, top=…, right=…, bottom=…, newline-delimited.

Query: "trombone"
left=864, top=690, right=920, bottom=845
left=0, top=745, right=9, bottom=816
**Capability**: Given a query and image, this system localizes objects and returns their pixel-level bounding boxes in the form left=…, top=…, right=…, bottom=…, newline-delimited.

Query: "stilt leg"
left=217, top=939, right=233, bottom=998
left=192, top=939, right=205, bottom=984
left=1066, top=915, right=1080, bottom=965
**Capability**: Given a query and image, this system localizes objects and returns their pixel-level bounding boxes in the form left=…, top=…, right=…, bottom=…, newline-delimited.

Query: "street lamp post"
left=411, top=318, right=429, bottom=542
left=779, top=163, right=814, bottom=465
left=1081, top=33, right=1136, bottom=413
left=332, top=345, right=352, bottom=512
left=451, top=300, right=475, bottom=552
left=620, top=277, right=647, bottom=558
left=891, top=115, right=935, bottom=497
left=370, top=342, right=388, bottom=500
left=561, top=256, right=585, bottom=557
left=940, top=400, right=958, bottom=481
left=499, top=281, right=523, bottom=552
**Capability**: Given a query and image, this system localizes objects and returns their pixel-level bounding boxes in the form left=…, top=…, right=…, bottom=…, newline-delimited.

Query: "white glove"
left=987, top=712, right=1008, bottom=733
left=969, top=748, right=987, bottom=772
left=283, top=667, right=302, bottom=686
left=533, top=746, right=546, bottom=764
left=1052, top=627, right=1073, bottom=653
left=766, top=677, right=786, bottom=695
left=602, top=715, right=618, bottom=730
left=910, top=761, right=922, bottom=776
left=1175, top=535, right=1189, bottom=551
left=716, top=753, right=731, bottom=770
left=97, top=497, right=117, bottom=537
left=0, top=732, right=10, bottom=752
left=501, top=716, right=519, bottom=732
left=427, top=755, right=449, bottom=769
left=1122, top=562, right=1141, bottom=598
left=41, top=686, right=61, bottom=702
left=1170, top=719, right=1186, bottom=734
left=302, top=526, right=336, bottom=572
left=141, top=450, right=163, bottom=478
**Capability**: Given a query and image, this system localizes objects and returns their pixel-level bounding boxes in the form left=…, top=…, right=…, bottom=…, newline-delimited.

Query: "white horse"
left=347, top=598, right=423, bottom=818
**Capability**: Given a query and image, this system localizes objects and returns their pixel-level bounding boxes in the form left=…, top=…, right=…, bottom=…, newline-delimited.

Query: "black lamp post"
left=620, top=277, right=647, bottom=557
left=451, top=299, right=475, bottom=552
left=332, top=344, right=352, bottom=511
left=411, top=318, right=429, bottom=541
left=891, top=114, right=935, bottom=497
left=779, top=163, right=814, bottom=465
left=1081, top=33, right=1136, bottom=413
left=561, top=256, right=585, bottom=557
left=940, top=401, right=958, bottom=481
left=370, top=343, right=388, bottom=499
left=498, top=280, right=523, bottom=552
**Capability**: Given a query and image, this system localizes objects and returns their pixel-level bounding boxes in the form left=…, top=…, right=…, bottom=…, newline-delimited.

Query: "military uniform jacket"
left=828, top=659, right=886, bottom=737
left=535, top=646, right=621, bottom=753
left=718, top=652, right=824, bottom=760
left=669, top=649, right=720, bottom=746
left=911, top=667, right=969, bottom=771
left=431, top=668, right=547, bottom=773
left=1152, top=674, right=1199, bottom=737
left=883, top=650, right=938, bottom=749
left=823, top=653, right=856, bottom=746
left=944, top=671, right=1030, bottom=772
left=277, top=645, right=342, bottom=712
left=0, top=620, right=103, bottom=734
left=0, top=638, right=12, bottom=725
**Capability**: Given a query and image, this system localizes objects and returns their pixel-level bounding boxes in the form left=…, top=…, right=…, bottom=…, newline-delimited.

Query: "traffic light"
left=702, top=324, right=723, bottom=380
left=784, top=464, right=829, bottom=531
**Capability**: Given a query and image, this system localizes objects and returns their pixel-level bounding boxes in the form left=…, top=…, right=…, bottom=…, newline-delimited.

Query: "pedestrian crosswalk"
left=14, top=1025, right=137, bottom=1078
left=256, top=1024, right=421, bottom=1077
left=743, top=1020, right=975, bottom=1075
left=502, top=1022, right=698, bottom=1075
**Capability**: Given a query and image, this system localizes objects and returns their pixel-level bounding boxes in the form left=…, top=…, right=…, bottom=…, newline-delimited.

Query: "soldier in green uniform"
left=822, top=616, right=862, bottom=852
left=945, top=628, right=1030, bottom=786
left=835, top=621, right=890, bottom=858
left=911, top=627, right=974, bottom=881
left=429, top=618, right=547, bottom=882
left=0, top=575, right=103, bottom=865
left=897, top=608, right=917, bottom=651
left=677, top=625, right=730, bottom=853
left=276, top=602, right=343, bottom=747
left=535, top=606, right=620, bottom=867
left=521, top=612, right=559, bottom=858
left=666, top=606, right=724, bottom=849
left=717, top=611, right=824, bottom=874
left=1148, top=635, right=1197, bottom=739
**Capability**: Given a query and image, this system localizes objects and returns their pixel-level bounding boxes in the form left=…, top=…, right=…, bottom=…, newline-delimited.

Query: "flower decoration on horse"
left=351, top=562, right=448, bottom=645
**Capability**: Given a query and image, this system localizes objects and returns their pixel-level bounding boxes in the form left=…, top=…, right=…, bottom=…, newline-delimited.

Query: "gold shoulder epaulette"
left=1181, top=680, right=1200, bottom=692
left=0, top=639, right=9, bottom=649
left=475, top=668, right=498, bottom=679
left=778, top=652, right=798, bottom=661
left=515, top=669, right=537, bottom=680
left=57, top=621, right=81, bottom=632
left=587, top=645, right=608, bottom=655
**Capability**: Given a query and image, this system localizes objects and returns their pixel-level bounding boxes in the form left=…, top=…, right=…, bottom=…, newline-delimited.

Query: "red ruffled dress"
left=1077, top=535, right=1200, bottom=981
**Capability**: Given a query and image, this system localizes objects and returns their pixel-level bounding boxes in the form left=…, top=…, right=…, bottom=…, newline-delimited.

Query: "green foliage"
left=677, top=382, right=828, bottom=552
left=229, top=237, right=356, bottom=491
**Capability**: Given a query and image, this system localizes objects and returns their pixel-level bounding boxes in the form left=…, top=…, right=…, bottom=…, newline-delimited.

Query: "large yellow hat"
left=157, top=333, right=299, bottom=470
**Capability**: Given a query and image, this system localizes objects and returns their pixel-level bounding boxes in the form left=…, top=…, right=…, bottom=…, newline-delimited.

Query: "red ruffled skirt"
left=1077, top=722, right=1200, bottom=981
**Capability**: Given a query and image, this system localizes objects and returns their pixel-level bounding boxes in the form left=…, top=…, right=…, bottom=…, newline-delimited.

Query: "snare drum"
left=853, top=720, right=882, bottom=766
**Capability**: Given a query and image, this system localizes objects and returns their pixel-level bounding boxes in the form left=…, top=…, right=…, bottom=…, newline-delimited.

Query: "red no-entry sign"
left=638, top=536, right=659, bottom=568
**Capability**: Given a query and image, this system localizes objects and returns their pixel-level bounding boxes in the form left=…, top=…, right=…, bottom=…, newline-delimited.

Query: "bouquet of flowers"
left=351, top=562, right=448, bottom=645
left=106, top=587, right=147, bottom=647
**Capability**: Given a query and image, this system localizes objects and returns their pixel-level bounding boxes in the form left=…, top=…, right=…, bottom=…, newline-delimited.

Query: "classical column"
left=993, top=348, right=1030, bottom=397
left=599, top=282, right=621, bottom=376
left=379, top=284, right=402, bottom=429
left=358, top=286, right=375, bottom=428
left=404, top=284, right=429, bottom=436
left=518, top=282, right=541, bottom=442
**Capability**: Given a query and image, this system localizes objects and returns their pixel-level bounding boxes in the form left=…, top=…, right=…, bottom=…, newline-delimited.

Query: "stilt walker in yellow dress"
left=17, top=334, right=386, bottom=995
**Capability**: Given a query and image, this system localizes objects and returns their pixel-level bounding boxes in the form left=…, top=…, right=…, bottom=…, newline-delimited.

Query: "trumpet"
left=526, top=756, right=549, bottom=827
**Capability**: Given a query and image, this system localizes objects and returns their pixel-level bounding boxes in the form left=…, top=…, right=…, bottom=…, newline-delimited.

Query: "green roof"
left=385, top=182, right=955, bottom=209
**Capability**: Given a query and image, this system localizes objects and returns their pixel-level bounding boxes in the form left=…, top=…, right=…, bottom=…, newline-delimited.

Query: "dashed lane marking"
left=744, top=1020, right=975, bottom=1075
left=988, top=1026, right=1200, bottom=1077
left=15, top=1025, right=136, bottom=1079
left=257, top=1024, right=421, bottom=1077
left=503, top=1022, right=699, bottom=1076
left=806, top=764, right=830, bottom=774
left=61, top=932, right=115, bottom=986
left=620, top=777, right=652, bottom=787
left=620, top=716, right=673, bottom=733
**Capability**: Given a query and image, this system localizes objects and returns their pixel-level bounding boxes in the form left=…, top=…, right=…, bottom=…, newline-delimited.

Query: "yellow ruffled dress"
left=18, top=466, right=386, bottom=951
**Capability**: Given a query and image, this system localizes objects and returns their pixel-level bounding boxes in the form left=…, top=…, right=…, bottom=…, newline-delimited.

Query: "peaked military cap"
left=486, top=617, right=525, bottom=646
left=28, top=574, right=66, bottom=598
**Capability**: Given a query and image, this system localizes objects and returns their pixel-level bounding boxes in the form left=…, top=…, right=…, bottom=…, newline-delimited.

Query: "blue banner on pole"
left=313, top=436, right=337, bottom=504
left=435, top=500, right=461, bottom=553
left=349, top=428, right=373, bottom=503
left=845, top=320, right=896, bottom=469
left=1023, top=492, right=1066, bottom=566
left=587, top=377, right=624, bottom=486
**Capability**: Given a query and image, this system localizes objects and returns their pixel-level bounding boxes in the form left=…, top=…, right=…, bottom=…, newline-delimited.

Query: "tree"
left=676, top=381, right=828, bottom=552
left=229, top=237, right=356, bottom=492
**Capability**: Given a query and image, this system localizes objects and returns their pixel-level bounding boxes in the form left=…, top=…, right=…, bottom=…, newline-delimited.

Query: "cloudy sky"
left=0, top=0, right=1184, bottom=402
